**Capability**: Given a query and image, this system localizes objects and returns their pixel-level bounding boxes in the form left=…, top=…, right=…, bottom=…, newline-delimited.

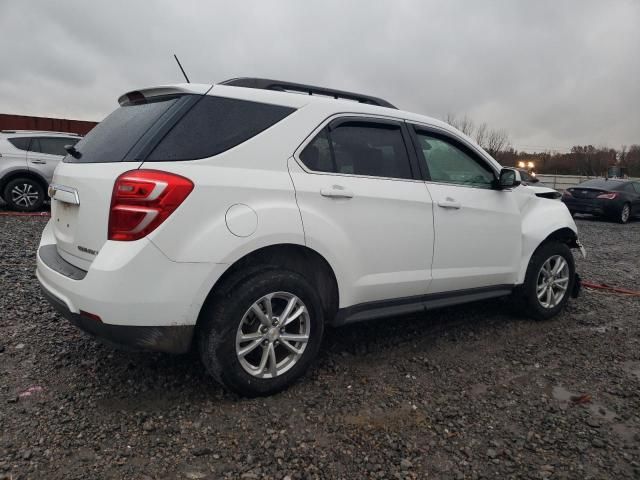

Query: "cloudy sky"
left=1, top=0, right=638, bottom=152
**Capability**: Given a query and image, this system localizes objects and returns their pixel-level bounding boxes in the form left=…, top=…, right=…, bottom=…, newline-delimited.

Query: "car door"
left=408, top=125, right=522, bottom=293
left=288, top=116, right=434, bottom=308
left=27, top=137, right=76, bottom=182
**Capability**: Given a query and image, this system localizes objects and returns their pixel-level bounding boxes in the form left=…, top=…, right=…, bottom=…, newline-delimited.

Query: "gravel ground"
left=1, top=212, right=639, bottom=480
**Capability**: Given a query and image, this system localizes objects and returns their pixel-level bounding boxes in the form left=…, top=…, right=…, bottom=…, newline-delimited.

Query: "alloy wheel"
left=621, top=204, right=630, bottom=223
left=536, top=255, right=570, bottom=309
left=235, top=291, right=310, bottom=379
left=10, top=182, right=40, bottom=208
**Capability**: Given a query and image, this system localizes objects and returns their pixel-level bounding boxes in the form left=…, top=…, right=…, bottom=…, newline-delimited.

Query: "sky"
left=1, top=0, right=638, bottom=152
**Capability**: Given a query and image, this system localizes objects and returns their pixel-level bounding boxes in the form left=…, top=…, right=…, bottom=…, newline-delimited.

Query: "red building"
left=0, top=114, right=97, bottom=136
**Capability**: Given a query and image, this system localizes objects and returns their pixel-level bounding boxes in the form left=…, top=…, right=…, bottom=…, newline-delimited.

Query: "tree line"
left=444, top=114, right=640, bottom=177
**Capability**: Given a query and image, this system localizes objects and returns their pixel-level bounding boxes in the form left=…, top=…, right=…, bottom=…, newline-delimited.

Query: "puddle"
left=588, top=403, right=616, bottom=421
left=549, top=385, right=573, bottom=402
left=622, top=361, right=640, bottom=381
left=611, top=423, right=637, bottom=443
left=545, top=384, right=617, bottom=421
left=470, top=383, right=488, bottom=396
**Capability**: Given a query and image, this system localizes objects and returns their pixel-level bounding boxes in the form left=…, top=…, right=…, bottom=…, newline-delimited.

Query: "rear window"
left=580, top=179, right=623, bottom=189
left=7, top=137, right=30, bottom=151
left=34, top=137, right=79, bottom=156
left=66, top=97, right=180, bottom=163
left=146, top=96, right=295, bottom=161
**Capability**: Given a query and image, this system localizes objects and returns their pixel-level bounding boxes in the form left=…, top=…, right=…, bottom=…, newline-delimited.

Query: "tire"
left=515, top=242, right=575, bottom=321
left=198, top=268, right=324, bottom=397
left=617, top=203, right=631, bottom=224
left=3, top=177, right=45, bottom=212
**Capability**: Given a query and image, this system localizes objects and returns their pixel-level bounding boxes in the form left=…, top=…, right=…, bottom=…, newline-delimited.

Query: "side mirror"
left=496, top=168, right=521, bottom=189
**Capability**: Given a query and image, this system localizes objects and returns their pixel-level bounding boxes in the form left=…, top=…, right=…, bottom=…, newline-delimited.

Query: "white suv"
left=37, top=79, right=583, bottom=396
left=0, top=130, right=81, bottom=211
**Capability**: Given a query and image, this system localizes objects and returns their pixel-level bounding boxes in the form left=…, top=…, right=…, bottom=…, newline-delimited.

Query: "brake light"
left=562, top=190, right=573, bottom=198
left=596, top=192, right=617, bottom=200
left=108, top=170, right=193, bottom=241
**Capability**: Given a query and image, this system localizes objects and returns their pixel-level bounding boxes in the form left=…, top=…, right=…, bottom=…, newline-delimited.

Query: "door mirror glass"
left=498, top=168, right=521, bottom=188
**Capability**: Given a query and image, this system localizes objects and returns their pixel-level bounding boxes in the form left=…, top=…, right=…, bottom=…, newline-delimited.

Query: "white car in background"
left=0, top=130, right=81, bottom=211
left=37, top=78, right=583, bottom=396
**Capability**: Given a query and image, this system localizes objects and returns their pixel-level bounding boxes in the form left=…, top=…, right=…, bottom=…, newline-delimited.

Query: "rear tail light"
left=596, top=192, right=617, bottom=200
left=562, top=190, right=573, bottom=198
left=108, top=170, right=193, bottom=241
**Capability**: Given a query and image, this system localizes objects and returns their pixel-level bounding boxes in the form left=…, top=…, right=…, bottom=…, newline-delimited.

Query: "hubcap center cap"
left=267, top=328, right=279, bottom=342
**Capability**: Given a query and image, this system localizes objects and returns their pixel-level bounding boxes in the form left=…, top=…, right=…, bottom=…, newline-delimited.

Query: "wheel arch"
left=196, top=243, right=340, bottom=328
left=517, top=225, right=579, bottom=284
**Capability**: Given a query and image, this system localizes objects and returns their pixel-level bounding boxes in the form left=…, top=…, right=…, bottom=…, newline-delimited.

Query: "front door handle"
left=438, top=198, right=461, bottom=209
left=320, top=186, right=354, bottom=199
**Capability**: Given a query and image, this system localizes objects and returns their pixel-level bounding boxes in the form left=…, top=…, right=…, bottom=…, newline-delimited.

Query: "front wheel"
left=198, top=269, right=324, bottom=397
left=515, top=242, right=575, bottom=320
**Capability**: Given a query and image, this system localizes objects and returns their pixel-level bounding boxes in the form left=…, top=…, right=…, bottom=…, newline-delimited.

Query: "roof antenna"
left=173, top=54, right=190, bottom=83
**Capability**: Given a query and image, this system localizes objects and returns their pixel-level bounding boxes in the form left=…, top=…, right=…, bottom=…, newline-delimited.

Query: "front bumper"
left=41, top=285, right=194, bottom=353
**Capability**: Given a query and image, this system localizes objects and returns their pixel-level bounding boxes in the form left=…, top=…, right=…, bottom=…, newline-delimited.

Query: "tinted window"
left=580, top=179, right=623, bottom=189
left=299, top=128, right=335, bottom=173
left=7, top=137, right=31, bottom=151
left=416, top=132, right=495, bottom=187
left=300, top=122, right=413, bottom=179
left=67, top=96, right=180, bottom=163
left=38, top=137, right=78, bottom=156
left=147, top=96, right=295, bottom=161
left=29, top=138, right=41, bottom=153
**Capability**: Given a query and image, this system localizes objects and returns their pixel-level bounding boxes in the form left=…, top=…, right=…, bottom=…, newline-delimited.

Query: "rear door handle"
left=320, top=186, right=354, bottom=199
left=437, top=198, right=461, bottom=209
left=30, top=160, right=46, bottom=164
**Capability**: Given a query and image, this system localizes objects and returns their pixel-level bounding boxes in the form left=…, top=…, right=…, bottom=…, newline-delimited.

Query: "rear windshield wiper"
left=65, top=144, right=82, bottom=159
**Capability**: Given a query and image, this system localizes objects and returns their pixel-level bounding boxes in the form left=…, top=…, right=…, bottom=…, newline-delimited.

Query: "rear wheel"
left=198, top=269, right=324, bottom=397
left=3, top=178, right=45, bottom=212
left=617, top=203, right=631, bottom=224
left=515, top=242, right=575, bottom=320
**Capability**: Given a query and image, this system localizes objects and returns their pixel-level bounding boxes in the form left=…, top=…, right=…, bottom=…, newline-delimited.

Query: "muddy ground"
left=1, top=213, right=639, bottom=479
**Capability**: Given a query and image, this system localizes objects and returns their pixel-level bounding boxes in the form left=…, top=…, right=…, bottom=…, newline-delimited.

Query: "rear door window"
left=147, top=96, right=295, bottom=161
left=38, top=137, right=78, bottom=156
left=7, top=137, right=31, bottom=151
left=299, top=120, right=413, bottom=180
left=29, top=138, right=41, bottom=153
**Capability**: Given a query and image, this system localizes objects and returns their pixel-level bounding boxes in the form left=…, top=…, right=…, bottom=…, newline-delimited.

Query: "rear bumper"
left=36, top=220, right=225, bottom=354
left=40, top=285, right=194, bottom=353
left=561, top=198, right=619, bottom=216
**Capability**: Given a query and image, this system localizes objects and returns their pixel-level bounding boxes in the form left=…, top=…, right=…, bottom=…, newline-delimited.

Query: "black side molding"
left=333, top=285, right=514, bottom=326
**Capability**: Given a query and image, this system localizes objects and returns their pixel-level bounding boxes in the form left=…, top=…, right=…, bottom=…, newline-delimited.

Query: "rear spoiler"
left=118, top=84, right=212, bottom=106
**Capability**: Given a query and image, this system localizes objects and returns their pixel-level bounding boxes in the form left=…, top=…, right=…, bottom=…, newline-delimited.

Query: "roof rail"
left=219, top=77, right=397, bottom=109
left=0, top=130, right=81, bottom=136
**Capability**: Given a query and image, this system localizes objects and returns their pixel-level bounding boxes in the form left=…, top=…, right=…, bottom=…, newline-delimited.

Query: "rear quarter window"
left=146, top=96, right=295, bottom=161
